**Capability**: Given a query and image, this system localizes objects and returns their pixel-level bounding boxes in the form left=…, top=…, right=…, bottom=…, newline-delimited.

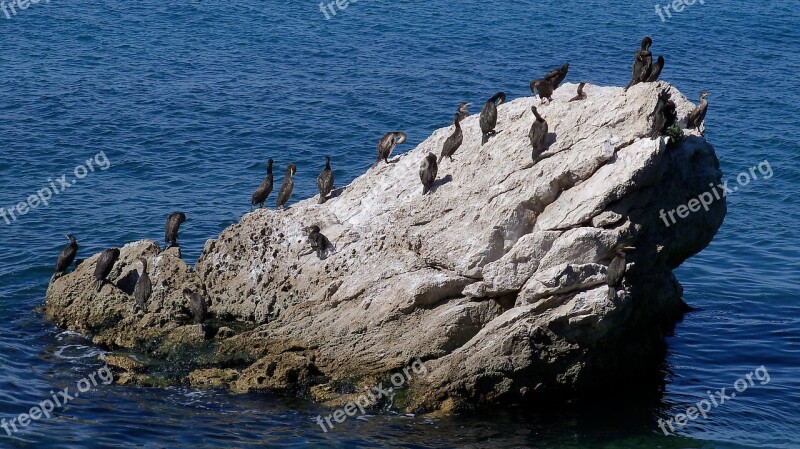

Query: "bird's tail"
left=318, top=195, right=326, bottom=204
left=481, top=133, right=489, bottom=145
left=607, top=286, right=616, bottom=301
left=437, top=154, right=444, bottom=164
left=49, top=273, right=57, bottom=285
left=96, top=280, right=103, bottom=293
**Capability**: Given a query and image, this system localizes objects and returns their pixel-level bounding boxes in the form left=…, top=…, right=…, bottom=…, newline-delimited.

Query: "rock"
left=189, top=368, right=239, bottom=389
left=44, top=82, right=725, bottom=413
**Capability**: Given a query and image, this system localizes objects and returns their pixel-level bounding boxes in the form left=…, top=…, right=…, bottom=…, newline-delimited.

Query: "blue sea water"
left=0, top=0, right=798, bottom=447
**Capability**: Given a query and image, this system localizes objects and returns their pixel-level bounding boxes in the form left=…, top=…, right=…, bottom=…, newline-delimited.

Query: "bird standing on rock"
left=133, top=258, right=152, bottom=311
left=305, top=225, right=331, bottom=259
left=479, top=92, right=506, bottom=145
left=569, top=82, right=587, bottom=102
left=251, top=159, right=274, bottom=210
left=456, top=102, right=471, bottom=121
left=625, top=36, right=653, bottom=91
left=183, top=288, right=208, bottom=335
left=686, top=91, right=709, bottom=133
left=375, top=132, right=407, bottom=165
left=529, top=106, right=549, bottom=162
left=650, top=90, right=678, bottom=138
left=606, top=246, right=634, bottom=300
left=94, top=247, right=120, bottom=292
left=439, top=113, right=463, bottom=163
left=52, top=234, right=78, bottom=283
left=317, top=156, right=334, bottom=204
left=419, top=153, right=438, bottom=195
left=276, top=163, right=297, bottom=209
left=164, top=212, right=187, bottom=250
left=544, top=63, right=569, bottom=90
left=531, top=79, right=554, bottom=104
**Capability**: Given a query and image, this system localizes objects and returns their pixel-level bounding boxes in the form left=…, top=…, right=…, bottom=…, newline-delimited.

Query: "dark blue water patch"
left=0, top=0, right=798, bottom=447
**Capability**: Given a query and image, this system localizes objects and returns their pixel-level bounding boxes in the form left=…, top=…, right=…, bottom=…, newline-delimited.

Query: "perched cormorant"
left=529, top=106, right=549, bottom=162
left=606, top=246, right=634, bottom=300
left=568, top=82, right=587, bottom=102
left=251, top=159, right=274, bottom=210
left=305, top=225, right=331, bottom=259
left=183, top=288, right=208, bottom=334
left=644, top=55, right=665, bottom=82
left=544, top=63, right=569, bottom=90
left=165, top=212, right=187, bottom=250
left=133, top=258, right=152, bottom=311
left=439, top=113, right=463, bottom=163
left=419, top=153, right=438, bottom=195
left=317, top=156, right=334, bottom=204
left=531, top=79, right=554, bottom=104
left=624, top=36, right=653, bottom=91
left=456, top=102, right=471, bottom=121
left=479, top=92, right=506, bottom=145
left=52, top=234, right=78, bottom=283
left=94, top=247, right=120, bottom=292
left=276, top=163, right=297, bottom=209
left=375, top=132, right=407, bottom=165
left=649, top=90, right=678, bottom=138
left=686, top=91, right=710, bottom=132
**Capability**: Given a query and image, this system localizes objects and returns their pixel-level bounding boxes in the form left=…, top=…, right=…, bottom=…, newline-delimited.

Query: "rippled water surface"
left=0, top=0, right=798, bottom=447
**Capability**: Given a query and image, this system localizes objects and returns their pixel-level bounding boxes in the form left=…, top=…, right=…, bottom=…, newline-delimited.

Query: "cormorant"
left=317, top=156, right=334, bottom=204
left=649, top=90, right=678, bottom=138
left=375, top=132, right=407, bottom=165
left=686, top=91, right=709, bottom=133
left=94, top=247, right=120, bottom=292
left=606, top=246, right=634, bottom=300
left=419, top=153, right=438, bottom=195
left=644, top=55, right=665, bottom=82
left=164, top=212, right=187, bottom=250
left=531, top=79, right=554, bottom=104
left=251, top=159, right=274, bottom=210
left=52, top=234, right=78, bottom=283
left=624, top=36, right=653, bottom=91
left=183, top=288, right=208, bottom=334
left=439, top=113, right=463, bottom=163
left=456, top=102, right=471, bottom=121
left=133, top=258, right=152, bottom=311
left=529, top=106, right=548, bottom=162
left=276, top=163, right=297, bottom=209
left=479, top=92, right=506, bottom=145
left=305, top=225, right=331, bottom=259
left=569, top=82, right=587, bottom=102
left=544, top=63, right=569, bottom=90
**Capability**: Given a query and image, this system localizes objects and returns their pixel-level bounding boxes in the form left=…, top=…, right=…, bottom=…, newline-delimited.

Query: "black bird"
left=649, top=90, right=678, bottom=138
left=686, top=91, right=710, bottom=133
left=276, top=163, right=297, bottom=209
left=531, top=79, right=554, bottom=104
left=625, top=36, right=653, bottom=91
left=479, top=92, right=506, bottom=145
left=529, top=106, right=549, bottom=162
left=544, top=63, right=569, bottom=90
left=439, top=113, right=463, bottom=163
left=375, top=132, right=407, bottom=165
left=251, top=159, right=274, bottom=210
left=133, top=258, right=152, bottom=311
left=644, top=55, right=665, bottom=82
left=317, top=156, right=334, bottom=204
left=606, top=246, right=634, bottom=300
left=51, top=234, right=78, bottom=283
left=164, top=212, right=187, bottom=250
left=183, top=288, right=208, bottom=334
left=94, top=248, right=120, bottom=292
left=569, top=82, right=587, bottom=102
left=456, top=102, right=471, bottom=121
left=305, top=225, right=331, bottom=259
left=419, top=153, right=438, bottom=195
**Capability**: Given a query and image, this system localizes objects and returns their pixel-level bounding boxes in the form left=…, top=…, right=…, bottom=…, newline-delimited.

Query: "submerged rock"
left=44, top=82, right=725, bottom=412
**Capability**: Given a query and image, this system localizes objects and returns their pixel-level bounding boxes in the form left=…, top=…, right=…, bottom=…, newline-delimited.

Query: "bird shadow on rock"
left=431, top=175, right=454, bottom=193
left=533, top=132, right=559, bottom=163
left=117, top=270, right=139, bottom=295
left=328, top=187, right=345, bottom=201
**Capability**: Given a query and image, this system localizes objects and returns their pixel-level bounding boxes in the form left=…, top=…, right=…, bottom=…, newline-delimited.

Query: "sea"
left=0, top=0, right=798, bottom=447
